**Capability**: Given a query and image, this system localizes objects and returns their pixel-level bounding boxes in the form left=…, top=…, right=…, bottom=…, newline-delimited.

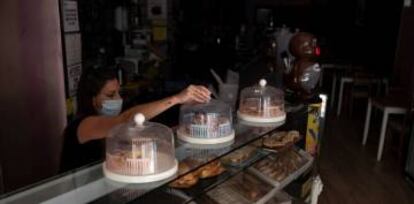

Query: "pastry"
left=263, top=130, right=301, bottom=150
left=183, top=112, right=232, bottom=138
left=169, top=162, right=199, bottom=188
left=253, top=150, right=307, bottom=182
left=239, top=98, right=284, bottom=118
left=231, top=173, right=270, bottom=202
left=106, top=149, right=154, bottom=176
left=197, top=160, right=226, bottom=178
left=286, top=131, right=300, bottom=141
left=221, top=146, right=256, bottom=165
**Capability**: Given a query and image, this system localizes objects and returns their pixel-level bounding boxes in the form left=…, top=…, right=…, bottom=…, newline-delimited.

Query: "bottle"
left=117, top=67, right=123, bottom=85
left=95, top=48, right=106, bottom=68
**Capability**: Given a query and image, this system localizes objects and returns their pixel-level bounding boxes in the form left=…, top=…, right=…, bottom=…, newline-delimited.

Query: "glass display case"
left=104, top=113, right=178, bottom=183
left=177, top=100, right=235, bottom=144
left=1, top=122, right=318, bottom=204
left=0, top=44, right=329, bottom=204
left=238, top=79, right=286, bottom=123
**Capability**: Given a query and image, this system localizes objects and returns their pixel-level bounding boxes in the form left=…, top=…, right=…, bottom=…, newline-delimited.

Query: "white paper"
left=404, top=0, right=412, bottom=7
left=67, top=63, right=82, bottom=97
left=62, top=1, right=80, bottom=32
left=64, top=33, right=82, bottom=66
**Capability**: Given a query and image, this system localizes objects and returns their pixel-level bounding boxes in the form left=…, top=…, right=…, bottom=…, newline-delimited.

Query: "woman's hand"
left=175, top=85, right=211, bottom=104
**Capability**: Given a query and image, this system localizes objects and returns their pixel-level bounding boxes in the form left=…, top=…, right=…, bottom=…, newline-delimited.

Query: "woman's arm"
left=77, top=115, right=123, bottom=143
left=119, top=85, right=211, bottom=121
left=77, top=85, right=211, bottom=144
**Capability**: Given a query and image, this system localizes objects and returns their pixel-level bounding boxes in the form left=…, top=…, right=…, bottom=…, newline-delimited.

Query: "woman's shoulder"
left=65, top=115, right=91, bottom=136
left=60, top=114, right=104, bottom=173
left=68, top=114, right=87, bottom=126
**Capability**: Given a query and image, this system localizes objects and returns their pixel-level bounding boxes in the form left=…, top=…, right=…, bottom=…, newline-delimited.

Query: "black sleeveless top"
left=59, top=116, right=104, bottom=173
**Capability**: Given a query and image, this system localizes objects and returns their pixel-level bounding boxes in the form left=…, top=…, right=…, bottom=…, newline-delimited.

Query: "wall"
left=393, top=6, right=414, bottom=88
left=0, top=0, right=66, bottom=193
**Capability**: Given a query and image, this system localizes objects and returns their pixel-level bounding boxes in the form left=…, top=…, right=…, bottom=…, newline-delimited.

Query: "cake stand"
left=103, top=159, right=178, bottom=183
left=177, top=129, right=235, bottom=145
left=237, top=111, right=286, bottom=123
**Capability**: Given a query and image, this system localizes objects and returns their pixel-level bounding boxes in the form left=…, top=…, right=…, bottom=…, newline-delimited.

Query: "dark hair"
left=77, top=67, right=118, bottom=116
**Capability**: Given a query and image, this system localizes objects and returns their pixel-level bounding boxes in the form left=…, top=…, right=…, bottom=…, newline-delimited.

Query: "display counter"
left=0, top=55, right=326, bottom=204
left=0, top=111, right=325, bottom=204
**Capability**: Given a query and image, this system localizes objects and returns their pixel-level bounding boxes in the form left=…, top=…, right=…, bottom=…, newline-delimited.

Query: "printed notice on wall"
left=67, top=63, right=82, bottom=97
left=64, top=33, right=82, bottom=66
left=62, top=1, right=80, bottom=32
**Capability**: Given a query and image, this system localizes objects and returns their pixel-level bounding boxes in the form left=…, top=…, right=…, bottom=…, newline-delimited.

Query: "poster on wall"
left=62, top=0, right=80, bottom=32
left=67, top=63, right=82, bottom=97
left=64, top=33, right=82, bottom=66
left=147, top=0, right=167, bottom=20
left=306, top=102, right=322, bottom=156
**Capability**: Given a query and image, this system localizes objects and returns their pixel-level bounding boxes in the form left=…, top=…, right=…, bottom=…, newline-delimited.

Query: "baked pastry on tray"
left=169, top=162, right=199, bottom=188
left=169, top=159, right=226, bottom=188
left=263, top=130, right=300, bottom=150
left=221, top=146, right=257, bottom=166
left=197, top=160, right=226, bottom=179
left=253, top=149, right=307, bottom=182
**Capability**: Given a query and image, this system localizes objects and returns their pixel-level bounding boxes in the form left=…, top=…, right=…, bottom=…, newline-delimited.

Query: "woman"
left=60, top=68, right=211, bottom=172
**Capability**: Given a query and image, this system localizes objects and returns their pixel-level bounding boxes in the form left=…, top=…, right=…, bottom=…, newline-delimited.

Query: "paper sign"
left=64, top=33, right=82, bottom=66
left=67, top=63, right=82, bottom=97
left=306, top=103, right=321, bottom=156
left=404, top=0, right=412, bottom=7
left=153, top=26, right=167, bottom=41
left=62, top=1, right=80, bottom=32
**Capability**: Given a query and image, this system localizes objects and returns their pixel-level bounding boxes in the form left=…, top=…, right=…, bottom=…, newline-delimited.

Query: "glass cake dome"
left=103, top=113, right=178, bottom=183
left=237, top=79, right=286, bottom=123
left=177, top=100, right=235, bottom=144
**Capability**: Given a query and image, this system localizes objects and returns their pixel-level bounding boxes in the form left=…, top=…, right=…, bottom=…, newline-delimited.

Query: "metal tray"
left=248, top=149, right=314, bottom=190
left=204, top=172, right=279, bottom=204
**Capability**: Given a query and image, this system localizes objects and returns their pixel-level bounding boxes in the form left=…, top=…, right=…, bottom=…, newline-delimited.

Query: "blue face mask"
left=98, top=99, right=123, bottom=116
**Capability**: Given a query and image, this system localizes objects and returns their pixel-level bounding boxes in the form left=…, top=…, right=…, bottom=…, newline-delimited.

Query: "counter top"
left=0, top=121, right=283, bottom=204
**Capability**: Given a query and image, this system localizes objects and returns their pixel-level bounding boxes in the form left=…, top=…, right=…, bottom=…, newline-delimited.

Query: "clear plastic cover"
left=178, top=100, right=234, bottom=139
left=238, top=80, right=285, bottom=118
left=105, top=115, right=176, bottom=176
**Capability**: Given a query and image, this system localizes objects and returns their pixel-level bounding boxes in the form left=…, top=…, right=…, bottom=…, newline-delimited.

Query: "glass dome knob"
left=134, top=113, right=145, bottom=126
left=259, top=79, right=267, bottom=87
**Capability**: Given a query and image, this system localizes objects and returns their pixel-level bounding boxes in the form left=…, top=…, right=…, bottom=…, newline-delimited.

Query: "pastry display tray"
left=264, top=190, right=292, bottom=204
left=248, top=149, right=313, bottom=190
left=200, top=172, right=279, bottom=204
left=221, top=148, right=267, bottom=168
left=260, top=131, right=303, bottom=154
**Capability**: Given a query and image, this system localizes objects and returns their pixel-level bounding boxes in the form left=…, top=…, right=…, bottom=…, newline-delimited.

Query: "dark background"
left=1, top=0, right=413, bottom=195
left=77, top=0, right=403, bottom=82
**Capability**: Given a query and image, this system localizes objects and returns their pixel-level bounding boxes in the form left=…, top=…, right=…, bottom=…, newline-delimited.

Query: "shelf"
left=89, top=122, right=280, bottom=204
left=133, top=147, right=314, bottom=204
left=248, top=149, right=314, bottom=191
left=133, top=149, right=271, bottom=203
left=194, top=170, right=278, bottom=204
left=129, top=147, right=313, bottom=204
left=0, top=119, right=319, bottom=204
left=184, top=148, right=313, bottom=204
left=0, top=121, right=280, bottom=204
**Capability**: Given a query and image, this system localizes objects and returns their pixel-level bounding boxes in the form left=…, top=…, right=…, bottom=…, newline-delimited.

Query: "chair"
left=387, top=94, right=414, bottom=166
left=347, top=72, right=386, bottom=116
left=362, top=90, right=409, bottom=161
left=386, top=114, right=410, bottom=165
